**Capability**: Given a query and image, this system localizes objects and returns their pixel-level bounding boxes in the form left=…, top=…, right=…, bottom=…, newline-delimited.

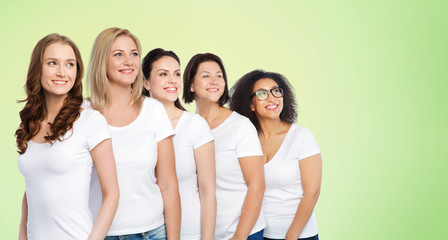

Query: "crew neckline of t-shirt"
left=264, top=123, right=296, bottom=166
left=108, top=99, right=146, bottom=130
left=211, top=111, right=236, bottom=132
left=174, top=111, right=187, bottom=133
left=29, top=108, right=87, bottom=145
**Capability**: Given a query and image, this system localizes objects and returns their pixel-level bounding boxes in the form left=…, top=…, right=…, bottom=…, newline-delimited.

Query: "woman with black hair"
left=230, top=70, right=322, bottom=240
left=183, top=54, right=266, bottom=240
left=142, top=48, right=216, bottom=240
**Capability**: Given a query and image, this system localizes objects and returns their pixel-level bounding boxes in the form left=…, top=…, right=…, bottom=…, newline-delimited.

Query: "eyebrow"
left=157, top=69, right=181, bottom=72
left=256, top=86, right=279, bottom=91
left=200, top=71, right=222, bottom=74
left=44, top=57, right=76, bottom=62
left=112, top=48, right=138, bottom=52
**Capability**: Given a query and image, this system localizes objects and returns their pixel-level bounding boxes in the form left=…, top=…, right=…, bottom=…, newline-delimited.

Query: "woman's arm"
left=156, top=136, right=181, bottom=240
left=194, top=141, right=217, bottom=240
left=88, top=139, right=119, bottom=240
left=285, top=154, right=322, bottom=240
left=19, top=192, right=27, bottom=240
left=231, top=155, right=266, bottom=240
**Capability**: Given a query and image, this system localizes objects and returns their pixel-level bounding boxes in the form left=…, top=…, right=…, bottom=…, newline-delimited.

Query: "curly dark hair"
left=230, top=70, right=297, bottom=130
left=183, top=53, right=229, bottom=106
left=15, top=33, right=84, bottom=154
left=142, top=48, right=185, bottom=110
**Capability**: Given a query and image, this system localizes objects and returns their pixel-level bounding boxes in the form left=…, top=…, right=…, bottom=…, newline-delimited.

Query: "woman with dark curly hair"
left=183, top=53, right=266, bottom=240
left=16, top=33, right=119, bottom=240
left=230, top=70, right=322, bottom=240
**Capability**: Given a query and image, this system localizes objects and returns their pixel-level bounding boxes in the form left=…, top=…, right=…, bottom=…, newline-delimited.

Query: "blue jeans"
left=105, top=224, right=167, bottom=240
left=264, top=234, right=319, bottom=240
left=248, top=229, right=264, bottom=240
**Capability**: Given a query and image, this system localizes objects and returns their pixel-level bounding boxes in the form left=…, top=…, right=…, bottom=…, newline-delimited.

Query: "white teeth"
left=165, top=87, right=177, bottom=91
left=120, top=69, right=133, bottom=73
left=266, top=105, right=277, bottom=109
left=53, top=80, right=67, bottom=84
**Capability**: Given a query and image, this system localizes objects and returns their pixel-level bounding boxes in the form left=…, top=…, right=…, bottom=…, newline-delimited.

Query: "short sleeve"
left=236, top=118, right=263, bottom=158
left=86, top=110, right=111, bottom=151
left=297, top=127, right=321, bottom=160
left=151, top=99, right=175, bottom=142
left=191, top=114, right=214, bottom=149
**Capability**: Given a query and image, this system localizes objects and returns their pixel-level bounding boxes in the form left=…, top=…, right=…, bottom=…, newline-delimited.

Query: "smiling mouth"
left=164, top=87, right=178, bottom=93
left=52, top=80, right=68, bottom=85
left=119, top=69, right=134, bottom=74
left=266, top=104, right=278, bottom=110
left=206, top=88, right=219, bottom=92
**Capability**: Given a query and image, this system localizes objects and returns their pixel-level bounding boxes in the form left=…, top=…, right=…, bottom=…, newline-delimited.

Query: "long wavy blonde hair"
left=88, top=27, right=143, bottom=111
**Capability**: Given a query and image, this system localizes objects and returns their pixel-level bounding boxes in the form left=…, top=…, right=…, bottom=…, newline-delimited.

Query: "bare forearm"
left=233, top=187, right=265, bottom=239
left=286, top=193, right=320, bottom=240
left=88, top=192, right=119, bottom=240
left=200, top=191, right=216, bottom=240
left=161, top=185, right=181, bottom=240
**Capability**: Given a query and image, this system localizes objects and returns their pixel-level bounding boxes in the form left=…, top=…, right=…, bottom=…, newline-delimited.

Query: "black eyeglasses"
left=251, top=87, right=284, bottom=101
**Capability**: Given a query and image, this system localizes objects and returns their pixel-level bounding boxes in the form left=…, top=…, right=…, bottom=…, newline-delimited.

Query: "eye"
left=203, top=75, right=209, bottom=78
left=48, top=61, right=57, bottom=66
left=256, top=90, right=267, bottom=98
left=66, top=62, right=75, bottom=67
left=131, top=52, right=139, bottom=56
left=217, top=74, right=223, bottom=78
left=114, top=52, right=122, bottom=57
left=160, top=73, right=167, bottom=77
left=176, top=72, right=181, bottom=77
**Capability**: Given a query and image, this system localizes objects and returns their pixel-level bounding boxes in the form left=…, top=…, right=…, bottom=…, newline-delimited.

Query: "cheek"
left=69, top=68, right=77, bottom=80
left=133, top=60, right=141, bottom=71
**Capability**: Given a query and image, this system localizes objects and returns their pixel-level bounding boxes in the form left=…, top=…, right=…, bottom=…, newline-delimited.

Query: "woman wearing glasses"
left=230, top=70, right=322, bottom=240
left=183, top=53, right=266, bottom=240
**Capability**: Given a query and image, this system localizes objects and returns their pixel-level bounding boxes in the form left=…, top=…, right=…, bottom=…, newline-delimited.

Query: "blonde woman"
left=142, top=48, right=216, bottom=240
left=16, top=33, right=119, bottom=240
left=87, top=28, right=181, bottom=240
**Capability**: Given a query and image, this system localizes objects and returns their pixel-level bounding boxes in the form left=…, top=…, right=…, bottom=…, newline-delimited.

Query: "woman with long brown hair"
left=16, top=33, right=119, bottom=240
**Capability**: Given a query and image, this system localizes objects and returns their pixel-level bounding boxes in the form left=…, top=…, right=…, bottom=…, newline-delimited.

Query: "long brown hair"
left=15, top=33, right=84, bottom=154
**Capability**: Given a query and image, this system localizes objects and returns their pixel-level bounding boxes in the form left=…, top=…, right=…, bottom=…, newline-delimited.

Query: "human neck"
left=107, top=82, right=133, bottom=109
left=195, top=99, right=222, bottom=121
left=44, top=94, right=67, bottom=123
left=160, top=99, right=183, bottom=120
left=258, top=117, right=289, bottom=138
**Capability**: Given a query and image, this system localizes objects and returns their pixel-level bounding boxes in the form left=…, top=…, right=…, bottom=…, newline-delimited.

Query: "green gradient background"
left=1, top=0, right=447, bottom=239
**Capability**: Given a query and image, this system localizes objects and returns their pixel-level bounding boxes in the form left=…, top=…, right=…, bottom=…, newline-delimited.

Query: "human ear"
left=143, top=80, right=151, bottom=91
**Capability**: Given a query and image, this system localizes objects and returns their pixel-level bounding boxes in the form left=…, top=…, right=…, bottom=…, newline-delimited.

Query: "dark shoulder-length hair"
left=230, top=70, right=297, bottom=130
left=183, top=53, right=230, bottom=106
left=141, top=48, right=185, bottom=110
left=15, top=33, right=84, bottom=154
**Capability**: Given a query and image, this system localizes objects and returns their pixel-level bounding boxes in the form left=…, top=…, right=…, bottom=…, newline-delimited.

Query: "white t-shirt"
left=263, top=124, right=321, bottom=239
left=173, top=111, right=214, bottom=240
left=17, top=108, right=111, bottom=240
left=89, top=97, right=174, bottom=236
left=212, top=111, right=266, bottom=240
